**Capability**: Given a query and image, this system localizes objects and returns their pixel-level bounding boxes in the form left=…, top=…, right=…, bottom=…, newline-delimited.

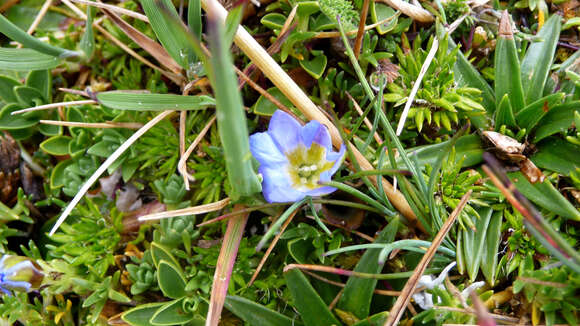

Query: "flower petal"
left=260, top=166, right=305, bottom=203
left=304, top=185, right=337, bottom=197
left=267, top=110, right=301, bottom=154
left=326, top=144, right=346, bottom=175
left=249, top=132, right=287, bottom=167
left=300, top=120, right=331, bottom=150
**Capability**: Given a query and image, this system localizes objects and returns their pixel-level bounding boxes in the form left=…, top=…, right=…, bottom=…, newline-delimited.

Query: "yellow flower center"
left=286, top=143, right=334, bottom=190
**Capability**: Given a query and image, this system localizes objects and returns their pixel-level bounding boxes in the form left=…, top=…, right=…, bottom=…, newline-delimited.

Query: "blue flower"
left=249, top=110, right=345, bottom=203
left=0, top=255, right=44, bottom=295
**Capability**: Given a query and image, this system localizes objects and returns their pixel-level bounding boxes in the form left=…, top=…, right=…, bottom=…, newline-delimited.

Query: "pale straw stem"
left=178, top=115, right=217, bottom=190
left=69, top=0, right=149, bottom=22
left=39, top=120, right=143, bottom=129
left=11, top=100, right=96, bottom=115
left=138, top=197, right=230, bottom=221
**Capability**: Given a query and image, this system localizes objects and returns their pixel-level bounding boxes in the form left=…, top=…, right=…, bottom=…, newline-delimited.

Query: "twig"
left=11, top=100, right=97, bottom=115
left=383, top=190, right=471, bottom=326
left=249, top=209, right=298, bottom=286
left=138, top=197, right=230, bottom=221
left=303, top=270, right=402, bottom=296
left=48, top=110, right=175, bottom=236
left=377, top=0, right=433, bottom=23
left=354, top=0, right=370, bottom=58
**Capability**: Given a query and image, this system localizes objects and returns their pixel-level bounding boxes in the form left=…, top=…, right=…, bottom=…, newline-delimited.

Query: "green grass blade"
left=80, top=6, right=95, bottom=59
left=0, top=48, right=61, bottom=71
left=337, top=220, right=398, bottom=319
left=141, top=0, right=195, bottom=70
left=520, top=14, right=561, bottom=104
left=495, top=10, right=526, bottom=113
left=224, top=296, right=303, bottom=326
left=481, top=210, right=502, bottom=286
left=284, top=268, right=341, bottom=326
left=188, top=0, right=203, bottom=39
left=514, top=93, right=564, bottom=131
left=96, top=91, right=215, bottom=111
left=462, top=207, right=493, bottom=281
left=0, top=14, right=78, bottom=58
left=205, top=8, right=261, bottom=201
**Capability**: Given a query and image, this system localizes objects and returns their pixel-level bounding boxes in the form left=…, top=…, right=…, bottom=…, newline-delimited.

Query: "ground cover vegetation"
left=0, top=0, right=578, bottom=324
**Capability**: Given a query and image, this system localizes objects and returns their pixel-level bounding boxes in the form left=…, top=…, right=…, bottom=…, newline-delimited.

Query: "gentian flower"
left=249, top=110, right=345, bottom=203
left=0, top=255, right=44, bottom=295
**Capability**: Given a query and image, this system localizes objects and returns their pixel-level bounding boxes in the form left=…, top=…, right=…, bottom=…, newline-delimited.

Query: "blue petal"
left=249, top=132, right=287, bottom=168
left=1, top=279, right=31, bottom=291
left=267, top=110, right=301, bottom=153
left=260, top=166, right=305, bottom=203
left=326, top=144, right=346, bottom=175
left=300, top=120, right=331, bottom=150
left=304, top=185, right=337, bottom=197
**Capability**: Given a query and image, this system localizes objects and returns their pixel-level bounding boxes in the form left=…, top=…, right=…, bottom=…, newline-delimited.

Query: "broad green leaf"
left=533, top=101, right=580, bottom=142
left=494, top=12, right=525, bottom=113
left=157, top=260, right=187, bottom=299
left=40, top=136, right=72, bottom=156
left=26, top=70, right=51, bottom=102
left=0, top=14, right=78, bottom=58
left=207, top=11, right=261, bottom=200
left=150, top=298, right=203, bottom=325
left=14, top=85, right=45, bottom=106
left=50, top=160, right=71, bottom=189
left=284, top=268, right=340, bottom=326
left=495, top=93, right=517, bottom=130
left=531, top=137, right=580, bottom=175
left=0, top=48, right=61, bottom=71
left=80, top=6, right=95, bottom=59
left=462, top=207, right=493, bottom=281
left=224, top=295, right=303, bottom=326
left=150, top=242, right=180, bottom=268
left=509, top=171, right=580, bottom=221
left=252, top=87, right=294, bottom=116
left=261, top=13, right=287, bottom=30
left=337, top=220, right=398, bottom=319
left=96, top=91, right=215, bottom=111
left=0, top=103, right=38, bottom=130
left=0, top=75, right=21, bottom=103
left=370, top=2, right=397, bottom=34
left=481, top=211, right=502, bottom=286
left=141, top=0, right=193, bottom=70
left=520, top=14, right=561, bottom=104
left=299, top=54, right=327, bottom=79
left=122, top=303, right=166, bottom=326
left=514, top=93, right=564, bottom=131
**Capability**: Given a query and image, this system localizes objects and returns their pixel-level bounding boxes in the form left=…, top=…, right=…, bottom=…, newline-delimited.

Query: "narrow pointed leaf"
left=462, top=207, right=493, bottom=281
left=224, top=296, right=303, bottom=326
left=495, top=93, right=517, bottom=129
left=0, top=48, right=61, bottom=71
left=514, top=93, right=564, bottom=130
left=96, top=91, right=215, bottom=111
left=284, top=268, right=341, bottom=326
left=531, top=137, right=580, bottom=175
left=520, top=14, right=561, bottom=104
left=337, top=220, right=398, bottom=319
left=495, top=11, right=525, bottom=113
left=80, top=7, right=95, bottom=59
left=481, top=211, right=502, bottom=286
left=533, top=101, right=580, bottom=142
left=122, top=303, right=166, bottom=326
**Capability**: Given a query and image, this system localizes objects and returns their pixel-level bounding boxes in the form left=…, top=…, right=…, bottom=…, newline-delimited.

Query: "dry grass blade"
left=138, top=197, right=230, bottom=221
left=378, top=0, right=434, bottom=23
left=206, top=204, right=249, bottom=326
left=69, top=0, right=149, bottom=22
left=234, top=66, right=292, bottom=114
left=11, top=100, right=97, bottom=115
left=248, top=209, right=298, bottom=286
left=303, top=270, right=402, bottom=296
left=383, top=190, right=472, bottom=326
left=25, top=0, right=53, bottom=35
left=396, top=36, right=438, bottom=136
left=48, top=110, right=175, bottom=236
left=101, top=8, right=182, bottom=74
left=201, top=0, right=417, bottom=226
left=178, top=115, right=216, bottom=190
left=39, top=120, right=143, bottom=129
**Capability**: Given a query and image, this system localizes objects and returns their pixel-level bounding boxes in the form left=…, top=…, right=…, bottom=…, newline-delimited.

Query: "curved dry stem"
left=377, top=0, right=434, bottom=23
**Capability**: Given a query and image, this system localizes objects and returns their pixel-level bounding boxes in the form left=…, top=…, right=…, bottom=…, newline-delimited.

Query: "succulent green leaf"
left=299, top=54, right=327, bottom=79
left=157, top=260, right=187, bottom=299
left=370, top=2, right=397, bottom=34
left=40, top=136, right=72, bottom=156
left=150, top=298, right=203, bottom=325
left=0, top=75, right=21, bottom=103
left=261, top=13, right=287, bottom=30
left=122, top=303, right=166, bottom=326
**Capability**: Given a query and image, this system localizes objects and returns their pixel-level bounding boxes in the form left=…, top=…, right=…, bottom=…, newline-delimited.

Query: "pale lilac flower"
left=249, top=110, right=345, bottom=203
left=0, top=255, right=44, bottom=295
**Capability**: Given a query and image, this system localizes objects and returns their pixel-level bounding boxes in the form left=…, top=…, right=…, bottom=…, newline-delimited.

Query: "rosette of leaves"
left=385, top=35, right=485, bottom=133
left=126, top=251, right=158, bottom=295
